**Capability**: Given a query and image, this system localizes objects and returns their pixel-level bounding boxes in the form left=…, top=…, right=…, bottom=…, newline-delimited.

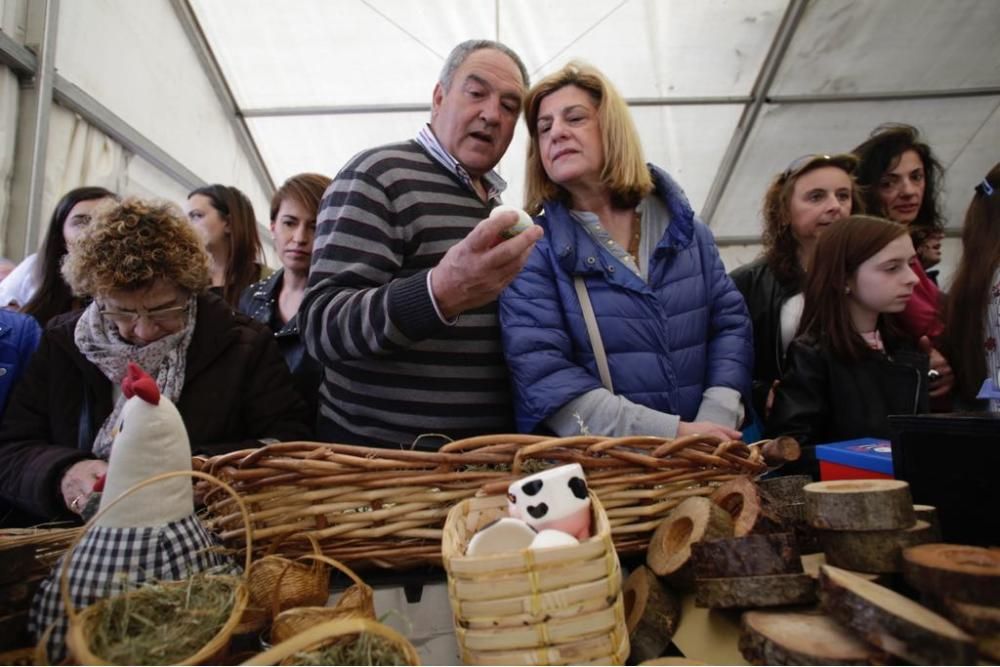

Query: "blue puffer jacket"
left=500, top=165, right=752, bottom=433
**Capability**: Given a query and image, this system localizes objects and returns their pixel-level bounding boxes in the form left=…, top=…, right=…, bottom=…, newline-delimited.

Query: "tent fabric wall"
left=0, top=66, right=17, bottom=256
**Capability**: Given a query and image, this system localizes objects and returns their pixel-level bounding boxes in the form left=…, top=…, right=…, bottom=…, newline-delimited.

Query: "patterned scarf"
left=74, top=296, right=197, bottom=458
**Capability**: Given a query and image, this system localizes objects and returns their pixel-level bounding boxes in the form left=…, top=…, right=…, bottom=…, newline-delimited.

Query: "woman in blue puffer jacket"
left=500, top=61, right=752, bottom=440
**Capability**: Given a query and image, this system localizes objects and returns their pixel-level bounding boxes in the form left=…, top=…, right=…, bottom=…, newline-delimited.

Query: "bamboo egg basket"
left=441, top=492, right=629, bottom=666
left=200, top=434, right=768, bottom=569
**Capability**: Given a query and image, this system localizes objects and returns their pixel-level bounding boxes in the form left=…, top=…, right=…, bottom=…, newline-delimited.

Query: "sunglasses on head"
left=780, top=153, right=856, bottom=182
left=975, top=178, right=995, bottom=197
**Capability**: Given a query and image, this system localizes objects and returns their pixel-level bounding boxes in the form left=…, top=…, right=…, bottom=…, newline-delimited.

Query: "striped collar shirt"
left=416, top=124, right=507, bottom=202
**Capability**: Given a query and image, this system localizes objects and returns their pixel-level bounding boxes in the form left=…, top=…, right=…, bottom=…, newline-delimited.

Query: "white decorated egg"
left=491, top=204, right=534, bottom=239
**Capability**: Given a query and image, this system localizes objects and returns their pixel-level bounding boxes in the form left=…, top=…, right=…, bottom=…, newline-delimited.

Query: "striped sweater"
left=300, top=140, right=516, bottom=447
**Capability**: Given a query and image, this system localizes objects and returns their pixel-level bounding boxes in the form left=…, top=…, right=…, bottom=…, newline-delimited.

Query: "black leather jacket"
left=767, top=332, right=929, bottom=477
left=729, top=258, right=801, bottom=420
left=239, top=270, right=321, bottom=423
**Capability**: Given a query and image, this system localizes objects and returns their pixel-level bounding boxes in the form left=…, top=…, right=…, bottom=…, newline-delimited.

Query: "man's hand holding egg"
left=490, top=204, right=535, bottom=241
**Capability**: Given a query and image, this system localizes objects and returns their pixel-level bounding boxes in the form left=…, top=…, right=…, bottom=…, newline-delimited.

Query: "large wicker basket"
left=201, top=434, right=769, bottom=568
left=442, top=491, right=628, bottom=665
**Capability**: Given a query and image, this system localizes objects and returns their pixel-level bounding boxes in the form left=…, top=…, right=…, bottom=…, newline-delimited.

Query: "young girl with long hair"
left=943, top=163, right=1000, bottom=411
left=768, top=215, right=930, bottom=476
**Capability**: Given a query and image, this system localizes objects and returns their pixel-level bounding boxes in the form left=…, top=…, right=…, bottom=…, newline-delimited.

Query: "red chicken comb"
left=121, top=362, right=160, bottom=405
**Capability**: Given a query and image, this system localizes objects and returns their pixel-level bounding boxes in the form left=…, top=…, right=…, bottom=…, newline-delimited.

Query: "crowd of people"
left=0, top=39, right=997, bottom=526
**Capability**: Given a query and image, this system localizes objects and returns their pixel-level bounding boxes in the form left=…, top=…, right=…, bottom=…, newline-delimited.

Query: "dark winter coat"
left=0, top=292, right=311, bottom=523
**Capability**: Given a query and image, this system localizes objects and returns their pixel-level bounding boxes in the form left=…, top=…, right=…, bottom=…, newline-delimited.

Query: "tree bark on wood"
left=647, top=496, right=733, bottom=589
left=818, top=564, right=976, bottom=664
left=695, top=572, right=816, bottom=608
left=624, top=565, right=682, bottom=665
left=710, top=477, right=784, bottom=537
left=758, top=475, right=812, bottom=505
left=804, top=480, right=914, bottom=531
left=902, top=543, right=1000, bottom=605
left=739, top=608, right=886, bottom=665
left=912, top=505, right=941, bottom=541
left=821, top=520, right=934, bottom=573
left=692, top=533, right=801, bottom=579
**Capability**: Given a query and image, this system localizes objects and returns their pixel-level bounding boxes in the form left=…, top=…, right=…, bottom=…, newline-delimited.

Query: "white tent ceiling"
left=188, top=0, right=1000, bottom=240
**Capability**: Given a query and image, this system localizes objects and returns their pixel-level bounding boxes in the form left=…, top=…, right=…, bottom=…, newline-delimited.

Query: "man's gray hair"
left=438, top=39, right=530, bottom=91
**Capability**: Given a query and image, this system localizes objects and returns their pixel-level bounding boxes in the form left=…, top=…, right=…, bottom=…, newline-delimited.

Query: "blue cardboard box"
left=815, top=437, right=893, bottom=478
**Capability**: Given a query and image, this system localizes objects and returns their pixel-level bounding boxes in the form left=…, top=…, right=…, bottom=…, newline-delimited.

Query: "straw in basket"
left=269, top=553, right=375, bottom=645
left=244, top=617, right=420, bottom=665
left=442, top=491, right=629, bottom=666
left=59, top=470, right=253, bottom=666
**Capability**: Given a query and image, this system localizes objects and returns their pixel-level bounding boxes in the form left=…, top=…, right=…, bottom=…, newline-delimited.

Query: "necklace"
left=627, top=210, right=642, bottom=261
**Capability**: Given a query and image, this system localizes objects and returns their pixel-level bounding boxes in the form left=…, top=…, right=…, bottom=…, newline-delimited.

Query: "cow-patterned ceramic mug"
left=507, top=463, right=592, bottom=540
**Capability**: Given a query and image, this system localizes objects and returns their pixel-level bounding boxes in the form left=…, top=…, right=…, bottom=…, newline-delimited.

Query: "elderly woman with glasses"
left=730, top=153, right=862, bottom=422
left=0, top=197, right=311, bottom=526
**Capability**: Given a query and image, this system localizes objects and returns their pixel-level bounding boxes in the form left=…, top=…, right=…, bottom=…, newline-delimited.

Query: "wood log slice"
left=902, top=543, right=1000, bottom=605
left=695, top=573, right=816, bottom=609
left=821, top=520, right=935, bottom=573
left=624, top=565, right=682, bottom=664
left=804, top=480, right=914, bottom=531
left=758, top=475, right=813, bottom=505
left=647, top=496, right=734, bottom=588
left=819, top=564, right=976, bottom=664
left=922, top=593, right=1000, bottom=641
left=692, top=533, right=802, bottom=578
left=638, top=659, right=708, bottom=666
left=760, top=437, right=802, bottom=465
left=739, top=608, right=886, bottom=665
left=801, top=553, right=882, bottom=583
left=710, top=477, right=784, bottom=537
left=913, top=505, right=942, bottom=541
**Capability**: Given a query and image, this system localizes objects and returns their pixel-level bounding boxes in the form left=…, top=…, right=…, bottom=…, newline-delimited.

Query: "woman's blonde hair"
left=62, top=197, right=211, bottom=297
left=523, top=60, right=652, bottom=214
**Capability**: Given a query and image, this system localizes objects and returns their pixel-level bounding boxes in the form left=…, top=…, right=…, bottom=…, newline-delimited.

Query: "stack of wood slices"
left=623, top=474, right=999, bottom=665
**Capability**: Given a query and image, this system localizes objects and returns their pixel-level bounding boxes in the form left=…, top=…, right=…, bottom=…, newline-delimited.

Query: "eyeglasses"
left=99, top=303, right=187, bottom=326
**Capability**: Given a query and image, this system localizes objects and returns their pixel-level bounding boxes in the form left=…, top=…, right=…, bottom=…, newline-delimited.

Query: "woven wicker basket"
left=201, top=434, right=768, bottom=568
left=60, top=470, right=252, bottom=666
left=243, top=617, right=420, bottom=666
left=269, top=553, right=375, bottom=644
left=442, top=491, right=629, bottom=666
left=243, top=534, right=330, bottom=632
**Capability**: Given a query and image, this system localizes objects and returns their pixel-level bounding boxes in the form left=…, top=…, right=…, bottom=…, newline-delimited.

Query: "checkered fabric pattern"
left=30, top=513, right=240, bottom=663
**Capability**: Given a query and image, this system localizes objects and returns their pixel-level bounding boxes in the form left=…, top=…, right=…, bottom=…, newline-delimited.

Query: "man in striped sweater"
left=300, top=40, right=544, bottom=448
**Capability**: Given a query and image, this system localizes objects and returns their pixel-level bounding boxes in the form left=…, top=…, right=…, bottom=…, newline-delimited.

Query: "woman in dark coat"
left=0, top=197, right=311, bottom=525
left=730, top=154, right=861, bottom=422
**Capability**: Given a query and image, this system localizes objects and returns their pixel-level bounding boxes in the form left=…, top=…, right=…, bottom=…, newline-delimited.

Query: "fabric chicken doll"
left=29, top=363, right=239, bottom=662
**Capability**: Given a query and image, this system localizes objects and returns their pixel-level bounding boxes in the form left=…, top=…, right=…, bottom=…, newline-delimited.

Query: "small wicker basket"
left=269, top=553, right=375, bottom=644
left=442, top=491, right=629, bottom=665
left=243, top=617, right=420, bottom=666
left=60, top=470, right=252, bottom=666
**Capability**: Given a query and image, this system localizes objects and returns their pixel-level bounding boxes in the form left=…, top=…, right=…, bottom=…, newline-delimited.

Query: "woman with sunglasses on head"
left=0, top=197, right=310, bottom=526
left=853, top=123, right=954, bottom=400
left=240, top=172, right=331, bottom=423
left=186, top=184, right=270, bottom=309
left=0, top=187, right=116, bottom=324
left=730, top=154, right=862, bottom=422
left=767, top=215, right=930, bottom=477
left=943, top=164, right=1000, bottom=412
